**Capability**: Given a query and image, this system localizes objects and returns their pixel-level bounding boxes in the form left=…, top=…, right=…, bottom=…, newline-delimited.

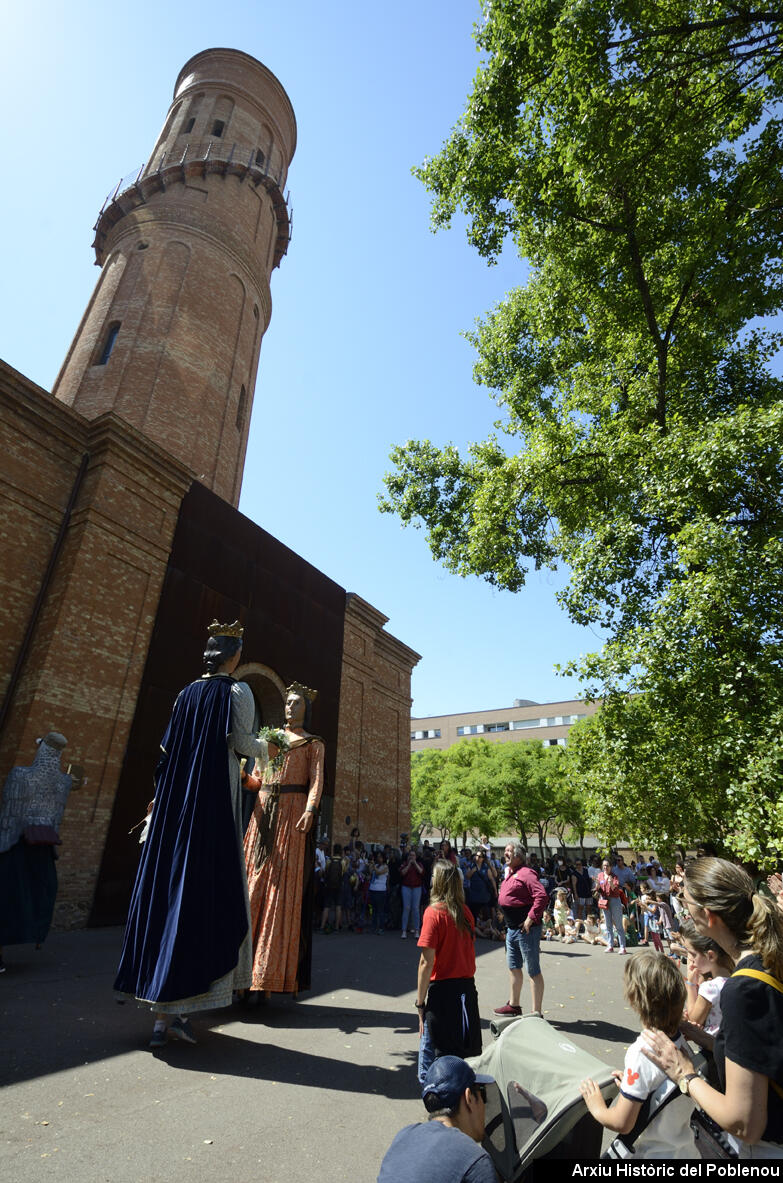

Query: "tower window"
left=236, top=384, right=247, bottom=430
left=255, top=149, right=265, bottom=167
left=95, top=321, right=121, bottom=366
left=183, top=117, right=195, bottom=134
left=211, top=120, right=225, bottom=138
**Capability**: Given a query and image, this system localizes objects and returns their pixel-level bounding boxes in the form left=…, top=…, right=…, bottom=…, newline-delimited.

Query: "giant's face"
left=285, top=692, right=306, bottom=726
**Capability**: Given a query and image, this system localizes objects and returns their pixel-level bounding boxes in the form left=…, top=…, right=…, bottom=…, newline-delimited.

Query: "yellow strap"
left=733, top=967, right=783, bottom=994
left=733, top=969, right=783, bottom=1101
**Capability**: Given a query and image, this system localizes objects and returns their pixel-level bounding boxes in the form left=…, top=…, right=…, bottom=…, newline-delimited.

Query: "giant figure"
left=244, top=681, right=324, bottom=995
left=0, top=731, right=74, bottom=970
left=114, top=621, right=272, bottom=1046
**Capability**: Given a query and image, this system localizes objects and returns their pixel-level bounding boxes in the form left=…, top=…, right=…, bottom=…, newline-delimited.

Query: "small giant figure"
left=0, top=731, right=74, bottom=970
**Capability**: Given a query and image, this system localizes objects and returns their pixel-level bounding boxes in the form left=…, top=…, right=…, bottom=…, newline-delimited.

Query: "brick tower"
left=53, top=49, right=296, bottom=506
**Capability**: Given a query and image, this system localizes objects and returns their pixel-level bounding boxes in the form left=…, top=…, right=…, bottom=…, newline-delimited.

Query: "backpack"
left=326, top=856, right=343, bottom=891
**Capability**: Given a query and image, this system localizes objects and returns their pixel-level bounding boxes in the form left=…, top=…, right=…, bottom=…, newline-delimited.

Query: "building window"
left=255, top=149, right=265, bottom=167
left=95, top=321, right=120, bottom=366
left=236, top=384, right=247, bottom=430
left=211, top=119, right=225, bottom=138
left=511, top=718, right=542, bottom=730
left=487, top=722, right=509, bottom=733
left=183, top=117, right=195, bottom=134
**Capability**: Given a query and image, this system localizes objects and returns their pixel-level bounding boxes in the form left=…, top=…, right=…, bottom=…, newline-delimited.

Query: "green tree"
left=410, top=748, right=446, bottom=837
left=383, top=2, right=783, bottom=864
left=411, top=738, right=584, bottom=853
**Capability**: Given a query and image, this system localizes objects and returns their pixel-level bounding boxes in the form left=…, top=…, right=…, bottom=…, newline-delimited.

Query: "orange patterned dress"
left=243, top=734, right=324, bottom=993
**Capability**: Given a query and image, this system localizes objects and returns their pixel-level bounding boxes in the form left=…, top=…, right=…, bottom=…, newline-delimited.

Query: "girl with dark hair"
left=415, top=859, right=481, bottom=1084
left=643, top=857, right=783, bottom=1157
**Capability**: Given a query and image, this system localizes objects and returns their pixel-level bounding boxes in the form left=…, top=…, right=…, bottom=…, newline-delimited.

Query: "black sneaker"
left=169, top=1017, right=196, bottom=1044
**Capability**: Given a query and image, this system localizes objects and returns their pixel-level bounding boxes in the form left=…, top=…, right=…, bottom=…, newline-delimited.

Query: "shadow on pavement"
left=550, top=1017, right=637, bottom=1045
left=151, top=1030, right=421, bottom=1099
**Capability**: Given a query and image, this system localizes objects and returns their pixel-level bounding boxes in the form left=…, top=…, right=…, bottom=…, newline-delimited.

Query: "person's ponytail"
left=748, top=893, right=783, bottom=981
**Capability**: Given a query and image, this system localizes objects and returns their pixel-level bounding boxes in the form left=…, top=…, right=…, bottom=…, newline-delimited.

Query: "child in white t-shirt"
left=580, top=910, right=606, bottom=945
left=580, top=952, right=695, bottom=1159
left=677, top=919, right=732, bottom=1037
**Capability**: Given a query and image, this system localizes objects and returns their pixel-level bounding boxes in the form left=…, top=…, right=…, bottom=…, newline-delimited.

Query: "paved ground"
left=1, top=929, right=640, bottom=1182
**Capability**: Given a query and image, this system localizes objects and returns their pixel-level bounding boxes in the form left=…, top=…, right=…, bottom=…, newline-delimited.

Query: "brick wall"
left=53, top=49, right=296, bottom=509
left=334, top=595, right=420, bottom=848
left=0, top=361, right=191, bottom=926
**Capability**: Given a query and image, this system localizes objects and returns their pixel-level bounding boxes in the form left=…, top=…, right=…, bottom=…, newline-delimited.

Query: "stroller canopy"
left=468, top=1015, right=616, bottom=1181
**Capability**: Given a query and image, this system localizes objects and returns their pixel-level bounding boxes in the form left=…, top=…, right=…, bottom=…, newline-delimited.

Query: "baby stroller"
left=467, top=1014, right=616, bottom=1180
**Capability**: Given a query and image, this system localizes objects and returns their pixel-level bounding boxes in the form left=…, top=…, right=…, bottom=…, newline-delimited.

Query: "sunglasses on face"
left=472, top=1085, right=487, bottom=1103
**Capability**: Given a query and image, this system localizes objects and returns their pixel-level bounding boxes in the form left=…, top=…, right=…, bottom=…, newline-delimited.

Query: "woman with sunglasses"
left=642, top=856, right=783, bottom=1157
left=415, top=860, right=481, bottom=1084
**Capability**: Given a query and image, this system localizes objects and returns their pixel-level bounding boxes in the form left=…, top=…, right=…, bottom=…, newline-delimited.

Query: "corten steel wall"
left=90, top=481, right=345, bottom=926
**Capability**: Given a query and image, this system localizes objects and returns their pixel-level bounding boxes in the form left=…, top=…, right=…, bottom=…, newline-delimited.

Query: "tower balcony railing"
left=92, top=138, right=293, bottom=268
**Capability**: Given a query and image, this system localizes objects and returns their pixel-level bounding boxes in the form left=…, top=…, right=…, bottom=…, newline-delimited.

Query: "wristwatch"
left=678, top=1072, right=700, bottom=1095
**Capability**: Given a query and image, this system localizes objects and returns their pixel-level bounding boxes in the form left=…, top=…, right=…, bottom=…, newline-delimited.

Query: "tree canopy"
left=411, top=737, right=587, bottom=852
left=383, top=2, right=783, bottom=865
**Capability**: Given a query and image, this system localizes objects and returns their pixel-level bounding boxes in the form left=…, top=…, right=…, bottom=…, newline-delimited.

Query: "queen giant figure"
left=244, top=681, right=324, bottom=996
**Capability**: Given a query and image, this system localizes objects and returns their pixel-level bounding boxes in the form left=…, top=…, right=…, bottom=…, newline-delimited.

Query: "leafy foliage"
left=411, top=738, right=586, bottom=851
left=384, top=2, right=783, bottom=864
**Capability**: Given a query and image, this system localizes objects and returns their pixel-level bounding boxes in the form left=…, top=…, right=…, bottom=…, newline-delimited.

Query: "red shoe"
left=493, top=1003, right=522, bottom=1016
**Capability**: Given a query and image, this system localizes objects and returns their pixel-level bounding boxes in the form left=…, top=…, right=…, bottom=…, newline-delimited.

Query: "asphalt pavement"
left=1, top=927, right=640, bottom=1182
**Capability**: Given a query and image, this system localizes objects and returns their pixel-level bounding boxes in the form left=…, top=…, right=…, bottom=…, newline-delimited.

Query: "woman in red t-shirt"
left=415, top=860, right=481, bottom=1084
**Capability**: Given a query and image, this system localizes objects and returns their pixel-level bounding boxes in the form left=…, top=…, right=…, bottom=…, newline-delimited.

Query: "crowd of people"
left=314, top=836, right=695, bottom=956
left=373, top=839, right=783, bottom=1174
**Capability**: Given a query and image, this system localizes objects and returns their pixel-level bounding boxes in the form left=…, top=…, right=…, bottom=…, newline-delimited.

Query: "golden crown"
left=207, top=619, right=244, bottom=639
left=286, top=680, right=318, bottom=702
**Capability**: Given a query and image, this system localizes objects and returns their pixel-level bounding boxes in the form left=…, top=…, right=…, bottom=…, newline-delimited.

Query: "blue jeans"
left=506, top=924, right=542, bottom=977
left=604, top=897, right=626, bottom=950
left=401, top=885, right=422, bottom=933
left=417, top=1017, right=436, bottom=1085
left=370, top=889, right=387, bottom=932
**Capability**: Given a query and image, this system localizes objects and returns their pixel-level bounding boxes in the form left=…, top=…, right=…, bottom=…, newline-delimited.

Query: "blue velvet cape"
left=114, top=675, right=248, bottom=1003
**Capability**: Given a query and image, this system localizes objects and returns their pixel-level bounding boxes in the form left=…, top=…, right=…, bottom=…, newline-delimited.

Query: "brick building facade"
left=0, top=50, right=418, bottom=928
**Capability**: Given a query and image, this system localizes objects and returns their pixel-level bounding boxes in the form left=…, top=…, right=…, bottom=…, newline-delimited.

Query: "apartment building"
left=410, top=697, right=597, bottom=754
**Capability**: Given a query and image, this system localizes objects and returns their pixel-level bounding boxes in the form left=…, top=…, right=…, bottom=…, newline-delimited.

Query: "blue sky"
left=2, top=0, right=603, bottom=716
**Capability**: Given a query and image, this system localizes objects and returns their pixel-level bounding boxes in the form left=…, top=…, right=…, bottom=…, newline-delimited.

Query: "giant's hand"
left=295, top=811, right=314, bottom=833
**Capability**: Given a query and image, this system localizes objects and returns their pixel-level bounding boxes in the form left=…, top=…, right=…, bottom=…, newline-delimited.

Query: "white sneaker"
left=604, top=945, right=614, bottom=953
left=401, top=931, right=407, bottom=939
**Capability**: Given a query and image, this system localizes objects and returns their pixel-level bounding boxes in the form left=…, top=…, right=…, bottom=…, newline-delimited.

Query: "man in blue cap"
left=377, top=1056, right=496, bottom=1181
